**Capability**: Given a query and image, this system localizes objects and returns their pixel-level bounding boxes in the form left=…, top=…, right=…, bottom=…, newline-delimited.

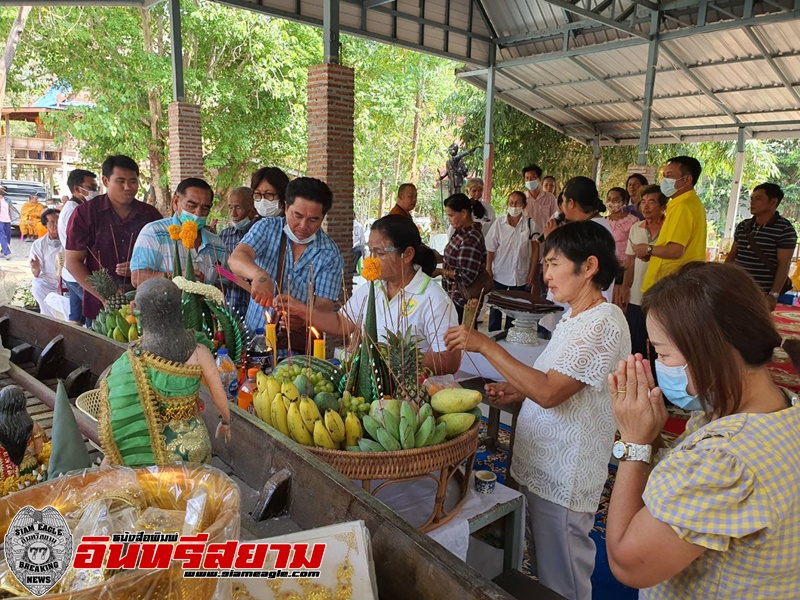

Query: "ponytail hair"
left=444, top=192, right=486, bottom=219
left=370, top=215, right=436, bottom=276
left=563, top=176, right=606, bottom=214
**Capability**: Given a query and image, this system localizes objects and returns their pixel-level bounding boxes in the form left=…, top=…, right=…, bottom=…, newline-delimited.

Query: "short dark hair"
left=640, top=184, right=669, bottom=206
left=522, top=164, right=543, bottom=178
left=67, top=169, right=97, bottom=194
left=176, top=177, right=214, bottom=202
left=102, top=155, right=139, bottom=178
left=607, top=187, right=630, bottom=205
left=542, top=175, right=556, bottom=184
left=444, top=192, right=486, bottom=220
left=754, top=183, right=784, bottom=205
left=251, top=167, right=290, bottom=202
left=642, top=262, right=787, bottom=418
left=543, top=220, right=619, bottom=291
left=40, top=208, right=60, bottom=226
left=371, top=215, right=436, bottom=276
left=398, top=183, right=416, bottom=197
left=667, top=156, right=702, bottom=186
left=563, top=176, right=606, bottom=214
left=626, top=173, right=648, bottom=187
left=285, top=177, right=333, bottom=214
left=509, top=191, right=527, bottom=206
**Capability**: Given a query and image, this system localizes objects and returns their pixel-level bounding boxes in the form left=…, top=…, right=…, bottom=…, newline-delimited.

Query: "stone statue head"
left=134, top=278, right=196, bottom=363
left=0, top=385, right=34, bottom=466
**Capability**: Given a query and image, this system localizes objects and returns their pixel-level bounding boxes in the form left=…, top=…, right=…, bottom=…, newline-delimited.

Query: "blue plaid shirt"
left=219, top=219, right=258, bottom=319
left=240, top=217, right=344, bottom=333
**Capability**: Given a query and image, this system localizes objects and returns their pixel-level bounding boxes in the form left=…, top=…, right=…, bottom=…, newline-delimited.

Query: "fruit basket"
left=309, top=424, right=479, bottom=533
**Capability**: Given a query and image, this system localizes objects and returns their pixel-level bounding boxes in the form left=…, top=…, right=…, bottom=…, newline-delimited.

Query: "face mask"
left=508, top=206, right=523, bottom=218
left=284, top=223, right=317, bottom=245
left=654, top=361, right=703, bottom=411
left=79, top=187, right=100, bottom=202
left=525, top=180, right=539, bottom=192
left=256, top=199, right=281, bottom=217
left=607, top=202, right=623, bottom=214
left=178, top=210, right=208, bottom=229
left=232, top=217, right=251, bottom=231
left=660, top=177, right=681, bottom=198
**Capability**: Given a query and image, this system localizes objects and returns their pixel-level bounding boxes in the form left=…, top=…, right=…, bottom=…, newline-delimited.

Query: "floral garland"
left=361, top=257, right=382, bottom=282
left=168, top=224, right=181, bottom=241
left=172, top=276, right=225, bottom=305
left=0, top=442, right=52, bottom=498
left=180, top=221, right=198, bottom=250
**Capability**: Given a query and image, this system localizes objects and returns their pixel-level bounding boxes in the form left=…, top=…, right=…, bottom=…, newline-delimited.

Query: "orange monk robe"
left=20, top=200, right=46, bottom=238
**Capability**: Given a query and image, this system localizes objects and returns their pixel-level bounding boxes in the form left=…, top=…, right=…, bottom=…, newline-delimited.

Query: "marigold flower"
left=168, top=224, right=181, bottom=241
left=180, top=221, right=198, bottom=250
left=361, top=257, right=382, bottom=282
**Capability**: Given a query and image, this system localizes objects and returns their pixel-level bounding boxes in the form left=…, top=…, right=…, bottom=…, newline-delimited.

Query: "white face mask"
left=255, top=199, right=281, bottom=217
left=525, top=180, right=539, bottom=192
left=284, top=223, right=317, bottom=245
left=507, top=206, right=523, bottom=218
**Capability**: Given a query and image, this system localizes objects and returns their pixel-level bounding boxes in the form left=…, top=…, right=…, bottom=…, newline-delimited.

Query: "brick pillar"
left=306, top=63, right=355, bottom=297
left=168, top=102, right=204, bottom=192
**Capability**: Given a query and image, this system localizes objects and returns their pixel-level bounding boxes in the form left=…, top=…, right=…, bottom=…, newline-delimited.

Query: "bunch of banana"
left=356, top=400, right=448, bottom=452
left=92, top=304, right=139, bottom=343
left=252, top=373, right=282, bottom=423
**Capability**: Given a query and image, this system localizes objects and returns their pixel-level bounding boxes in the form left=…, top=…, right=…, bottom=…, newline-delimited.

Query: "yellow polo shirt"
left=641, top=189, right=707, bottom=292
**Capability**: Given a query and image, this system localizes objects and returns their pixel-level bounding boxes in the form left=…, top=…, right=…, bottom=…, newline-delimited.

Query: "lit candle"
left=313, top=338, right=326, bottom=360
left=265, top=319, right=277, bottom=368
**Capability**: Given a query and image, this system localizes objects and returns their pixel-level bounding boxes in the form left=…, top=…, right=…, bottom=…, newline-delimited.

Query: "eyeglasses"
left=254, top=191, right=279, bottom=201
left=368, top=246, right=397, bottom=258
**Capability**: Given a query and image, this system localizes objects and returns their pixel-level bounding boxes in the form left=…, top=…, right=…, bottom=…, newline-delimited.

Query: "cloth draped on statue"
left=99, top=346, right=211, bottom=467
left=20, top=201, right=46, bottom=238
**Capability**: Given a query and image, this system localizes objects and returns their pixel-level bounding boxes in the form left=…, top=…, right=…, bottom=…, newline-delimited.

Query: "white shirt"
left=626, top=221, right=659, bottom=306
left=343, top=267, right=458, bottom=353
left=30, top=235, right=63, bottom=286
left=511, top=303, right=631, bottom=513
left=58, top=198, right=82, bottom=282
left=485, top=215, right=536, bottom=287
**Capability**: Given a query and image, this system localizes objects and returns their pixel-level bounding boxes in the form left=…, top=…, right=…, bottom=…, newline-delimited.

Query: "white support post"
left=725, top=128, right=746, bottom=239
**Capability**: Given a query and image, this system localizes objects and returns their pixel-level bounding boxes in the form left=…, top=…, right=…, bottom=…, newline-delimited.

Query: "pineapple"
left=382, top=326, right=426, bottom=403
left=86, top=268, right=127, bottom=312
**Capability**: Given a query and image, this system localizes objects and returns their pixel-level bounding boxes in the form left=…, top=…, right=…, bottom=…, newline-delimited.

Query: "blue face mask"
left=660, top=178, right=677, bottom=198
left=232, top=217, right=251, bottom=231
left=179, top=211, right=207, bottom=229
left=655, top=361, right=703, bottom=411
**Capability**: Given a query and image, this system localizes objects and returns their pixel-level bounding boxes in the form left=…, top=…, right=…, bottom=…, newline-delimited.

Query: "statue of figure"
left=98, top=278, right=231, bottom=467
left=0, top=385, right=46, bottom=479
left=441, top=144, right=478, bottom=196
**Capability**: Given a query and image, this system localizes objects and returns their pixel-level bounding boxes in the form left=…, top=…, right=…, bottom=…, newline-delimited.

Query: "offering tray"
left=486, top=290, right=563, bottom=346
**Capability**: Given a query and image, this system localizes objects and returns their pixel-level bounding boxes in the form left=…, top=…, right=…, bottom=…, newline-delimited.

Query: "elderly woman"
left=445, top=220, right=631, bottom=600
left=437, top=193, right=488, bottom=324
left=464, top=177, right=495, bottom=233
left=607, top=262, right=800, bottom=599
left=277, top=215, right=460, bottom=375
left=625, top=173, right=648, bottom=218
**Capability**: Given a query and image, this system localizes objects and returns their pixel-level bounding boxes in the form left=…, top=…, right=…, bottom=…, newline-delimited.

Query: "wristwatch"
left=646, top=244, right=654, bottom=255
left=612, top=440, right=652, bottom=464
left=769, top=291, right=780, bottom=299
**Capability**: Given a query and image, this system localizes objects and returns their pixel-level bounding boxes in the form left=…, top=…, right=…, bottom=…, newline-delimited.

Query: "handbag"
left=462, top=268, right=493, bottom=301
left=274, top=232, right=308, bottom=354
left=744, top=220, right=792, bottom=295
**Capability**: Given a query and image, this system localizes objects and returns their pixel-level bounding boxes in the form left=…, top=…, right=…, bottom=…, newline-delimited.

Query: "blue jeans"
left=488, top=281, right=528, bottom=331
left=0, top=222, right=10, bottom=256
left=65, top=280, right=85, bottom=324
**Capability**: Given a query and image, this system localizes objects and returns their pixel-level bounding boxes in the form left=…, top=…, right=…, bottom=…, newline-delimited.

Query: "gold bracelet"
left=32, top=432, right=45, bottom=440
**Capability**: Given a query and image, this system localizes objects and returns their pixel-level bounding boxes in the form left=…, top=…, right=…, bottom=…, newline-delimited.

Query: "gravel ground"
left=0, top=230, right=36, bottom=306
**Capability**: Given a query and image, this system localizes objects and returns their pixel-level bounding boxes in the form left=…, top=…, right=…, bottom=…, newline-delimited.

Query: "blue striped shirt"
left=219, top=219, right=258, bottom=319
left=240, top=217, right=343, bottom=332
left=130, top=215, right=226, bottom=284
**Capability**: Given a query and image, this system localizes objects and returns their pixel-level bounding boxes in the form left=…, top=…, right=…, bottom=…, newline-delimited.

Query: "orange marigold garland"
left=361, top=257, right=382, bottom=282
left=168, top=224, right=181, bottom=241
left=180, top=221, right=198, bottom=250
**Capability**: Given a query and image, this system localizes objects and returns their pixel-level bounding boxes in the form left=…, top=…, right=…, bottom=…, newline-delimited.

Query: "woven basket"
left=309, top=424, right=479, bottom=481
left=76, top=388, right=102, bottom=423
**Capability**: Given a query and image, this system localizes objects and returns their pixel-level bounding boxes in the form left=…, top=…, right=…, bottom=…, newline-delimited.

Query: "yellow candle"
left=266, top=323, right=277, bottom=366
left=313, top=339, right=326, bottom=360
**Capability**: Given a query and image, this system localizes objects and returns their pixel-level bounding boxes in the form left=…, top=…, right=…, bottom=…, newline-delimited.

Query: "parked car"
left=1, top=180, right=47, bottom=228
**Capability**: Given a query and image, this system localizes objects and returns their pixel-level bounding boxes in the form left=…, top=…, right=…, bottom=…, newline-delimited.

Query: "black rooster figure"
left=0, top=386, right=34, bottom=467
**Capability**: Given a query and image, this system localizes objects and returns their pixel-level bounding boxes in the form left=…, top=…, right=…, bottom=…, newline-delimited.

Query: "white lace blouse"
left=510, top=302, right=631, bottom=513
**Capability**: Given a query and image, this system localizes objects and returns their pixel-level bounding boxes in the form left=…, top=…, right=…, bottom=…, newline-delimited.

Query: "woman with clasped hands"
left=444, top=220, right=630, bottom=600
left=607, top=262, right=800, bottom=599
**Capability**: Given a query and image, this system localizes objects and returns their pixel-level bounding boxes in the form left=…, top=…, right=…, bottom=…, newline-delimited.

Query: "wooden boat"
left=0, top=305, right=563, bottom=600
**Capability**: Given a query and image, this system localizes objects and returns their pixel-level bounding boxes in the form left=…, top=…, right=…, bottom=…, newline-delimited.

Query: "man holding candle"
left=229, top=177, right=344, bottom=357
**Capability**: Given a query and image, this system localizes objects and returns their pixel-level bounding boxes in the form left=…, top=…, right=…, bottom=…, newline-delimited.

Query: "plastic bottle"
left=248, top=327, right=271, bottom=371
left=238, top=368, right=259, bottom=414
left=216, top=348, right=238, bottom=401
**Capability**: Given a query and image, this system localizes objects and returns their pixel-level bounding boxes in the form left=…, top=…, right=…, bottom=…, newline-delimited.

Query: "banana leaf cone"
left=172, top=240, right=183, bottom=278
left=48, top=380, right=92, bottom=479
left=348, top=282, right=390, bottom=404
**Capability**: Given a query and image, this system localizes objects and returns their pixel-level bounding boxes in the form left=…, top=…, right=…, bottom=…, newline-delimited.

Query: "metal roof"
left=7, top=0, right=800, bottom=146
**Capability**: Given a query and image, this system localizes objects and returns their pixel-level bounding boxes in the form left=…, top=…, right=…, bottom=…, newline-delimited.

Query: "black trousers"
left=626, top=303, right=658, bottom=384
